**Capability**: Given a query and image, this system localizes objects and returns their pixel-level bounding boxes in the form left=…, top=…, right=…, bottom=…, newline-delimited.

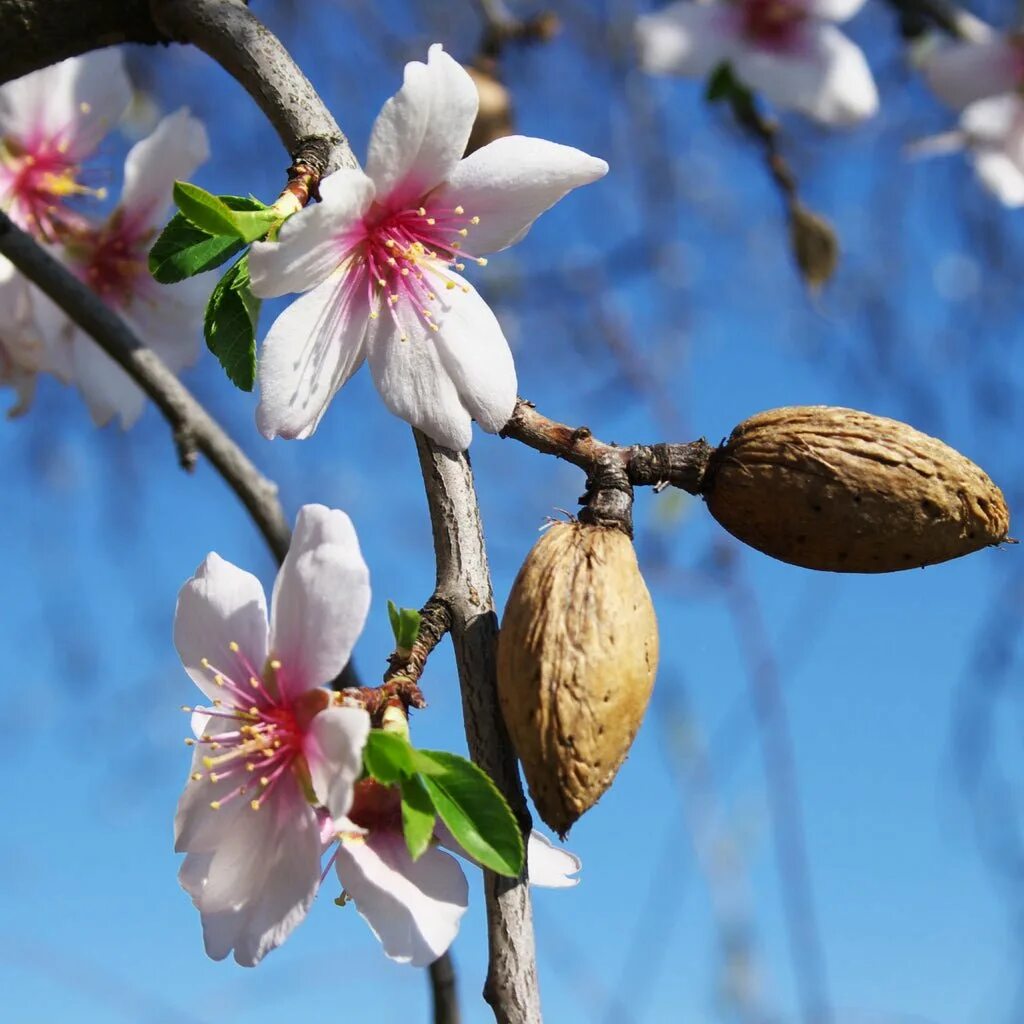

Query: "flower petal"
left=122, top=276, right=206, bottom=376
left=174, top=748, right=251, bottom=853
left=430, top=273, right=516, bottom=434
left=174, top=551, right=270, bottom=703
left=336, top=831, right=469, bottom=966
left=527, top=831, right=581, bottom=888
left=269, top=504, right=370, bottom=694
left=365, top=300, right=472, bottom=450
left=972, top=148, right=1024, bottom=206
left=807, top=0, right=867, bottom=22
left=70, top=329, right=146, bottom=428
left=249, top=170, right=375, bottom=298
left=180, top=786, right=321, bottom=966
left=961, top=92, right=1024, bottom=144
left=0, top=49, right=131, bottom=159
left=255, top=269, right=370, bottom=440
left=305, top=706, right=372, bottom=821
left=366, top=44, right=478, bottom=206
left=731, top=24, right=878, bottom=125
left=636, top=2, right=736, bottom=78
left=434, top=136, right=608, bottom=254
left=924, top=39, right=1023, bottom=110
left=119, top=108, right=209, bottom=229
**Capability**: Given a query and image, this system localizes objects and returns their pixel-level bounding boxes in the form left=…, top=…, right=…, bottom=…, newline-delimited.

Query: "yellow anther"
left=452, top=242, right=461, bottom=250
left=377, top=278, right=387, bottom=287
left=212, top=698, right=223, bottom=707
left=417, top=207, right=427, bottom=216
left=202, top=757, right=215, bottom=769
left=229, top=641, right=240, bottom=653
left=80, top=102, right=92, bottom=114
left=209, top=771, right=221, bottom=783
left=454, top=205, right=464, bottom=215
left=456, top=262, right=465, bottom=271
left=246, top=762, right=256, bottom=772
left=184, top=738, right=195, bottom=746
left=458, top=228, right=468, bottom=237
left=250, top=799, right=261, bottom=810
left=270, top=659, right=282, bottom=670
left=209, top=742, right=221, bottom=750
left=400, top=335, right=409, bottom=342
left=387, top=257, right=397, bottom=266
left=426, top=218, right=436, bottom=225
left=401, top=268, right=410, bottom=276
left=249, top=706, right=260, bottom=716
left=213, top=674, right=224, bottom=686
left=260, top=776, right=270, bottom=786
left=95, top=187, right=108, bottom=201
left=200, top=658, right=211, bottom=669
left=369, top=311, right=379, bottom=319
left=470, top=216, right=480, bottom=225
left=191, top=772, right=202, bottom=781
left=446, top=281, right=456, bottom=290
left=180, top=705, right=192, bottom=712
left=477, top=257, right=488, bottom=266
left=210, top=800, right=222, bottom=810
left=384, top=239, right=395, bottom=248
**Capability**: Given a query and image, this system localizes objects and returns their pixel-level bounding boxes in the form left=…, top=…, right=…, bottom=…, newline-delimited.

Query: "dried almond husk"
left=703, top=405, right=1010, bottom=572
left=497, top=521, right=658, bottom=836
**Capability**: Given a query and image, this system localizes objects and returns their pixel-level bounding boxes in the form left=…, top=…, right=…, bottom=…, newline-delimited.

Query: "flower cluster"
left=175, top=504, right=579, bottom=966
left=0, top=49, right=209, bottom=425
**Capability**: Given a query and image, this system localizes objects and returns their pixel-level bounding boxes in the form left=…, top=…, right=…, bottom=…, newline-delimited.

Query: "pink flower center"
left=0, top=137, right=105, bottom=239
left=737, top=0, right=807, bottom=50
left=183, top=642, right=326, bottom=813
left=67, top=213, right=153, bottom=310
left=345, top=200, right=486, bottom=338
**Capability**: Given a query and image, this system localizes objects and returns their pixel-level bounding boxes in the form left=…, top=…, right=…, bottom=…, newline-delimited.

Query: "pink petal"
left=366, top=44, right=478, bottom=207
left=269, top=504, right=370, bottom=694
left=335, top=831, right=469, bottom=966
left=248, top=170, right=375, bottom=298
left=305, top=705, right=372, bottom=822
left=434, top=136, right=608, bottom=255
left=173, top=551, right=270, bottom=703
left=527, top=831, right=581, bottom=888
left=636, top=2, right=737, bottom=78
left=255, top=271, right=369, bottom=440
left=119, top=109, right=209, bottom=229
left=731, top=23, right=878, bottom=125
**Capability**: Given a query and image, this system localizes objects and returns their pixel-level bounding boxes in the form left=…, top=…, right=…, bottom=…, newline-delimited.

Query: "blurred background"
left=2, top=0, right=1022, bottom=1021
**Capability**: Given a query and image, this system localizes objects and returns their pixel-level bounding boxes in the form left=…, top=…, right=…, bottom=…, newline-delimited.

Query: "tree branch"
left=0, top=210, right=292, bottom=563
left=429, top=951, right=462, bottom=1024
left=414, top=428, right=541, bottom=1024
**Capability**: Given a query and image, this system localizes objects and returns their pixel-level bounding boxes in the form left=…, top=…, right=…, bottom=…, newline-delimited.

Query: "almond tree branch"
left=429, top=951, right=462, bottom=1024
left=414, top=427, right=541, bottom=1024
left=0, top=209, right=292, bottom=563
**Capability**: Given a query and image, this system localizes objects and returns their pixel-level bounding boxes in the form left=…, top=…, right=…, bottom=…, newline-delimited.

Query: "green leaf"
left=148, top=213, right=246, bottom=283
left=416, top=750, right=524, bottom=877
left=400, top=775, right=436, bottom=861
left=219, top=195, right=270, bottom=212
left=386, top=600, right=421, bottom=653
left=174, top=181, right=243, bottom=236
left=363, top=730, right=417, bottom=785
left=203, top=256, right=260, bottom=391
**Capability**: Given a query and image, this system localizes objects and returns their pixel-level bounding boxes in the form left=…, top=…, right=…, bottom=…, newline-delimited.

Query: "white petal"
left=924, top=39, right=1022, bottom=110
left=731, top=24, right=878, bottom=125
left=248, top=170, right=375, bottom=298
left=0, top=49, right=131, bottom=159
left=70, top=330, right=146, bottom=428
left=256, top=270, right=369, bottom=440
left=173, top=551, right=270, bottom=702
left=961, top=93, right=1024, bottom=144
left=174, top=748, right=251, bottom=853
left=305, top=706, right=371, bottom=821
left=119, top=109, right=209, bottom=229
left=972, top=149, right=1024, bottom=206
left=269, top=504, right=370, bottom=694
left=122, top=277, right=205, bottom=375
left=434, top=136, right=608, bottom=254
left=527, top=831, right=581, bottom=888
left=636, top=2, right=736, bottom=78
left=24, top=278, right=74, bottom=383
left=180, top=786, right=321, bottom=966
left=807, top=0, right=867, bottom=22
left=336, top=832, right=469, bottom=966
left=431, top=275, right=516, bottom=434
left=365, top=295, right=472, bottom=450
left=366, top=44, right=479, bottom=206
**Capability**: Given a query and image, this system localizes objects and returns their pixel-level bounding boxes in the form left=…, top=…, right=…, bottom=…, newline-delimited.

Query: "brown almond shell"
left=703, top=405, right=1009, bottom=573
left=497, top=522, right=659, bottom=836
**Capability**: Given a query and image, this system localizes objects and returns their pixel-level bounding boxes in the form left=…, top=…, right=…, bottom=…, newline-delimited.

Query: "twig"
left=474, top=0, right=560, bottom=58
left=883, top=0, right=991, bottom=41
left=414, top=427, right=541, bottom=1024
left=430, top=951, right=462, bottom=1024
left=0, top=210, right=292, bottom=563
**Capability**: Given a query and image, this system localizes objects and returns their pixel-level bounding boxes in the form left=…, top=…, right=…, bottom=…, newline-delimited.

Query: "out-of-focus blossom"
left=248, top=43, right=607, bottom=450
left=174, top=504, right=372, bottom=967
left=636, top=0, right=878, bottom=125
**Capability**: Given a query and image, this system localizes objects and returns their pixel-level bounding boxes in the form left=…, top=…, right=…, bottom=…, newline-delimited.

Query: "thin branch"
left=0, top=210, right=292, bottom=563
left=883, top=0, right=991, bottom=41
left=430, top=951, right=462, bottom=1024
left=414, top=427, right=541, bottom=1024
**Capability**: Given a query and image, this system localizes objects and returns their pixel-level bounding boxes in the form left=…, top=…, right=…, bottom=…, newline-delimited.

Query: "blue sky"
left=3, top=2, right=1024, bottom=1022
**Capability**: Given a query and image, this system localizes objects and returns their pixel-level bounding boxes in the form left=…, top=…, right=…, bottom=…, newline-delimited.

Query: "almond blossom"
left=174, top=504, right=372, bottom=966
left=33, top=108, right=210, bottom=426
left=332, top=780, right=581, bottom=965
left=921, top=33, right=1024, bottom=207
left=248, top=44, right=608, bottom=450
left=636, top=0, right=878, bottom=126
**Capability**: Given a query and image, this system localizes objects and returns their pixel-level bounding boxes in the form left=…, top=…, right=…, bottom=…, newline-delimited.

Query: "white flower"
left=173, top=504, right=372, bottom=967
left=33, top=108, right=210, bottom=427
left=0, top=257, right=46, bottom=416
left=923, top=32, right=1024, bottom=110
left=0, top=49, right=131, bottom=238
left=248, top=43, right=608, bottom=450
left=636, top=0, right=878, bottom=126
left=332, top=781, right=581, bottom=966
left=959, top=94, right=1024, bottom=207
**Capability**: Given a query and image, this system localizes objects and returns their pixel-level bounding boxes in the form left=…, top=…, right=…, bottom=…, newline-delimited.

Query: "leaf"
left=174, top=181, right=243, bottom=236
left=148, top=213, right=246, bottom=284
left=416, top=750, right=524, bottom=877
left=387, top=600, right=422, bottom=653
left=363, top=730, right=417, bottom=785
left=203, top=256, right=260, bottom=391
left=400, top=775, right=436, bottom=861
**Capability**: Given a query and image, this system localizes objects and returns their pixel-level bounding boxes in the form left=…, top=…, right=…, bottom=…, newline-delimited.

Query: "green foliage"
left=148, top=214, right=246, bottom=284
left=172, top=182, right=280, bottom=242
left=363, top=729, right=418, bottom=784
left=400, top=775, right=437, bottom=861
left=203, top=256, right=260, bottom=391
left=387, top=601, right=422, bottom=653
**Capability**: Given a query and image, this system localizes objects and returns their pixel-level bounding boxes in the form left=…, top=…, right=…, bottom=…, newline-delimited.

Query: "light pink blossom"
left=248, top=43, right=608, bottom=450
left=174, top=504, right=372, bottom=967
left=637, top=0, right=878, bottom=125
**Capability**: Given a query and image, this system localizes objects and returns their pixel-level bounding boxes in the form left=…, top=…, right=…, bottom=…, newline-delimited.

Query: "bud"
left=788, top=203, right=839, bottom=291
left=497, top=522, right=659, bottom=836
left=703, top=406, right=1010, bottom=572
